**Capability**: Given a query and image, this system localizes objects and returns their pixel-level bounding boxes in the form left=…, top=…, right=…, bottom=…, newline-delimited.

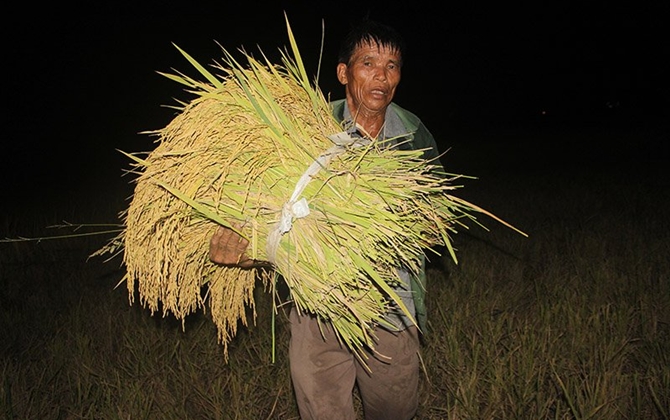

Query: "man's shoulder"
left=330, top=99, right=346, bottom=122
left=389, top=102, right=422, bottom=131
left=330, top=99, right=346, bottom=107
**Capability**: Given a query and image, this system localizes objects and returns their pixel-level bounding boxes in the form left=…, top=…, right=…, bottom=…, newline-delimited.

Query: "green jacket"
left=330, top=99, right=443, bottom=333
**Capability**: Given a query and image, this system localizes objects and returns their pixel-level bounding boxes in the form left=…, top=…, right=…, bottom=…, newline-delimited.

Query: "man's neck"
left=346, top=99, right=386, bottom=139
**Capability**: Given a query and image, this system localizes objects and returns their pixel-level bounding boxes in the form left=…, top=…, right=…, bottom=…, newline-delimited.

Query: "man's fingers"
left=209, top=224, right=250, bottom=265
left=210, top=226, right=225, bottom=244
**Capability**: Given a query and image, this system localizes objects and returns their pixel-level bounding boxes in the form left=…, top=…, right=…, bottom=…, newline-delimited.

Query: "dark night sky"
left=3, top=1, right=669, bottom=213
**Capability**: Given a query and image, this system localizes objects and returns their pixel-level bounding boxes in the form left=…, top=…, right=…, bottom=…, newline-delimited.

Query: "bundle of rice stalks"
left=96, top=16, right=524, bottom=360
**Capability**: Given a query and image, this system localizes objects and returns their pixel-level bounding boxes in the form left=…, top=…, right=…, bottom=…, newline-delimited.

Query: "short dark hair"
left=337, top=18, right=406, bottom=66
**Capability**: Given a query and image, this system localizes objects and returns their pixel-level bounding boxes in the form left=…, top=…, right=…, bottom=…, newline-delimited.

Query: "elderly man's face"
left=337, top=41, right=402, bottom=117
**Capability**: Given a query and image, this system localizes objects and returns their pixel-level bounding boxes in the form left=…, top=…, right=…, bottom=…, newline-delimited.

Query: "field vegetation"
left=2, top=124, right=668, bottom=419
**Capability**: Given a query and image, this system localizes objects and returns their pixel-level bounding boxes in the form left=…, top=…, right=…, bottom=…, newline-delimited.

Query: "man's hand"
left=209, top=224, right=255, bottom=268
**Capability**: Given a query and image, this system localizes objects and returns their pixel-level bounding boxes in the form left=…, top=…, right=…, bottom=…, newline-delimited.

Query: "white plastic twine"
left=265, top=130, right=371, bottom=263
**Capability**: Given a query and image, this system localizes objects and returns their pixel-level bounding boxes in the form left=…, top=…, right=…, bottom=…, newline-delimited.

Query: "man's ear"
left=336, top=63, right=348, bottom=85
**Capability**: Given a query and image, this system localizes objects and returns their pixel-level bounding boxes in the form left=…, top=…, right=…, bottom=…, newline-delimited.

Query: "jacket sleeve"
left=391, top=103, right=446, bottom=175
left=413, top=122, right=447, bottom=176
left=390, top=104, right=446, bottom=334
left=411, top=254, right=428, bottom=333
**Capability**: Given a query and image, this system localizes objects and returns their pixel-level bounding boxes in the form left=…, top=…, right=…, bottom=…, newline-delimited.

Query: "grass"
left=2, top=126, right=669, bottom=419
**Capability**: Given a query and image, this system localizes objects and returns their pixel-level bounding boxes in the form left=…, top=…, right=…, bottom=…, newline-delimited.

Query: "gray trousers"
left=289, top=308, right=420, bottom=420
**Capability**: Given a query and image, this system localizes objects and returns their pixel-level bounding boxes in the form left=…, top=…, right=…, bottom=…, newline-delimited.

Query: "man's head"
left=337, top=19, right=406, bottom=67
left=336, top=19, right=406, bottom=123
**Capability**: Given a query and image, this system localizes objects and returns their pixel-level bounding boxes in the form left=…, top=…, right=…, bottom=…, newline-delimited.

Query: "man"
left=209, top=18, right=444, bottom=420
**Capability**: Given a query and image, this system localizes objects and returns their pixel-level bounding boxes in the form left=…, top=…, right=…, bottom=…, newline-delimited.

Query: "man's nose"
left=373, top=66, right=387, bottom=81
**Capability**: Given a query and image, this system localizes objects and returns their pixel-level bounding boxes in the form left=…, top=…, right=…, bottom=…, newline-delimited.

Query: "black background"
left=3, top=1, right=669, bottom=212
